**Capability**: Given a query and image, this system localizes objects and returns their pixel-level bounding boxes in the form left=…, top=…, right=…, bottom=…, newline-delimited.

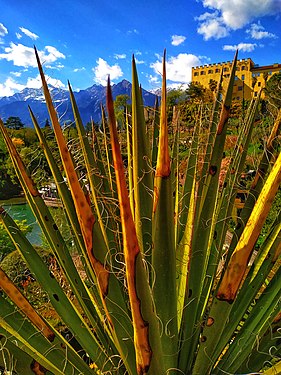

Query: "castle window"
left=194, top=72, right=199, bottom=76
left=238, top=86, right=243, bottom=91
left=215, top=68, right=220, bottom=73
left=241, top=75, right=245, bottom=80
left=200, top=71, right=206, bottom=75
left=208, top=69, right=213, bottom=74
left=241, top=66, right=246, bottom=70
left=223, top=67, right=229, bottom=72
left=258, top=82, right=261, bottom=87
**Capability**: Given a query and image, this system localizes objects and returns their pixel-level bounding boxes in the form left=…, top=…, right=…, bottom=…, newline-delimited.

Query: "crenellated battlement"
left=192, top=58, right=254, bottom=70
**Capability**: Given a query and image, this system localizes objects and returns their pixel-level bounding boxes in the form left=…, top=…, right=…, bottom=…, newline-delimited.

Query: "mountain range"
left=0, top=80, right=158, bottom=126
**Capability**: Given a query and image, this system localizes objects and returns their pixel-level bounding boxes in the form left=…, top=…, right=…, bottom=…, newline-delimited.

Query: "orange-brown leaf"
left=0, top=266, right=54, bottom=342
left=107, top=77, right=152, bottom=374
left=34, top=47, right=109, bottom=297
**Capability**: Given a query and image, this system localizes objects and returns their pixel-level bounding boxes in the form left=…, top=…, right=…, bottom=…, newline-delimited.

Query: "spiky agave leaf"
left=192, top=120, right=281, bottom=374
left=214, top=271, right=280, bottom=374
left=151, top=50, right=178, bottom=371
left=237, top=311, right=281, bottom=373
left=131, top=55, right=153, bottom=258
left=0, top=295, right=96, bottom=375
left=0, top=266, right=54, bottom=341
left=226, top=106, right=281, bottom=262
left=207, top=211, right=281, bottom=367
left=107, top=76, right=164, bottom=374
left=0, top=48, right=280, bottom=375
left=0, top=207, right=111, bottom=372
left=35, top=48, right=146, bottom=374
left=178, top=50, right=239, bottom=373
left=0, top=117, right=110, bottom=348
left=218, top=149, right=281, bottom=302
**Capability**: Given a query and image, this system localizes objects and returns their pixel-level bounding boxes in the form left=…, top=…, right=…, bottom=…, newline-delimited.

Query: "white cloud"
left=197, top=0, right=281, bottom=39
left=223, top=42, right=257, bottom=52
left=10, top=71, right=22, bottom=77
left=16, top=32, right=22, bottom=39
left=0, top=23, right=8, bottom=36
left=167, top=83, right=189, bottom=90
left=171, top=35, right=186, bottom=46
left=246, top=22, right=277, bottom=40
left=0, top=78, right=25, bottom=97
left=73, top=67, right=86, bottom=72
left=0, top=73, right=66, bottom=97
left=93, top=58, right=123, bottom=85
left=135, top=57, right=145, bottom=64
left=0, top=43, right=34, bottom=66
left=148, top=74, right=160, bottom=84
left=44, top=46, right=65, bottom=61
left=0, top=43, right=65, bottom=68
left=150, top=53, right=201, bottom=83
left=199, top=55, right=211, bottom=62
left=197, top=12, right=229, bottom=40
left=127, top=29, right=139, bottom=35
left=19, top=27, right=39, bottom=40
left=45, top=63, right=65, bottom=70
left=0, top=22, right=8, bottom=44
left=114, top=53, right=126, bottom=59
left=26, top=74, right=65, bottom=89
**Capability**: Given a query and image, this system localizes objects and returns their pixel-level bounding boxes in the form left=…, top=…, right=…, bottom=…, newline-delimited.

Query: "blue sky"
left=0, top=0, right=280, bottom=96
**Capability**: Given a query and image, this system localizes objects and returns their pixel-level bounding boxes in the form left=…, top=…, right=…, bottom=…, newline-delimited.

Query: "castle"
left=192, top=58, right=281, bottom=100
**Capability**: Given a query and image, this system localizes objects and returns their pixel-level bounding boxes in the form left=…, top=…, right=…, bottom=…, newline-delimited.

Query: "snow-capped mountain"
left=0, top=80, right=158, bottom=126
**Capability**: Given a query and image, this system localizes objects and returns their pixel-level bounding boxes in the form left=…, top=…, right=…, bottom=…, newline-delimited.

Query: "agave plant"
left=0, top=48, right=280, bottom=375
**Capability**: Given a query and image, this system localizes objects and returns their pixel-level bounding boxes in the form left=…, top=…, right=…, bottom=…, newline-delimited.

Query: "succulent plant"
left=0, top=48, right=280, bottom=375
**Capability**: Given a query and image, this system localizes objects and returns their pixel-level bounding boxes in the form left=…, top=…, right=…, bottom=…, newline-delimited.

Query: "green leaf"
left=152, top=50, right=178, bottom=371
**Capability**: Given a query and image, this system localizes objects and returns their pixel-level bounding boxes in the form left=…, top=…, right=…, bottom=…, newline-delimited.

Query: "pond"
left=0, top=199, right=42, bottom=245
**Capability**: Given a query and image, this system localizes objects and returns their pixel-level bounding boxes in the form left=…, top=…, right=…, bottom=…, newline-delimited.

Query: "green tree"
left=85, top=121, right=92, bottom=134
left=85, top=120, right=100, bottom=134
left=208, top=78, right=217, bottom=92
left=14, top=127, right=38, bottom=147
left=0, top=127, right=53, bottom=195
left=0, top=133, right=23, bottom=198
left=252, top=76, right=257, bottom=88
left=44, top=118, right=51, bottom=128
left=167, top=88, right=187, bottom=123
left=114, top=94, right=130, bottom=128
left=0, top=219, right=32, bottom=261
left=167, top=88, right=186, bottom=106
left=186, top=82, right=214, bottom=103
left=0, top=134, right=7, bottom=190
left=265, top=72, right=281, bottom=108
left=186, top=82, right=205, bottom=101
left=5, top=116, right=25, bottom=130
